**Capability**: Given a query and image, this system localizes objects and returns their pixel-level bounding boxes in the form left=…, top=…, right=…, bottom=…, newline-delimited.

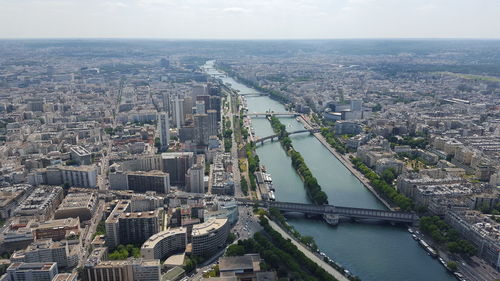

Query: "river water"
left=205, top=61, right=455, bottom=281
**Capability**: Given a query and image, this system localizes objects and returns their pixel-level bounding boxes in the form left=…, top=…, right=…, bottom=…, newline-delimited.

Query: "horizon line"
left=1, top=37, right=500, bottom=41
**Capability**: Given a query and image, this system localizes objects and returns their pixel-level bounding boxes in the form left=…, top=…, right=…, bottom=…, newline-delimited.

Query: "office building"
left=0, top=184, right=35, bottom=219
left=158, top=112, right=170, bottom=152
left=195, top=100, right=205, bottom=114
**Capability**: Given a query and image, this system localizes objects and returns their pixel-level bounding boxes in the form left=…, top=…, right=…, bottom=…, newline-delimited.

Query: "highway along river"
left=205, top=61, right=455, bottom=281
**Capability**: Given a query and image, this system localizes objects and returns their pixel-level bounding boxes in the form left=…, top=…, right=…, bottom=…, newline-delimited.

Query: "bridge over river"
left=237, top=199, right=418, bottom=226
left=254, top=128, right=321, bottom=144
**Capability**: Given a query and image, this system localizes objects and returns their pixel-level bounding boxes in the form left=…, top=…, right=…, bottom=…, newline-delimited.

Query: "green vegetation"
left=108, top=244, right=141, bottom=260
left=217, top=63, right=291, bottom=104
left=268, top=208, right=318, bottom=251
left=436, top=71, right=500, bottom=82
left=223, top=118, right=233, bottom=152
left=446, top=261, right=458, bottom=272
left=269, top=116, right=328, bottom=205
left=92, top=221, right=106, bottom=240
left=320, top=128, right=347, bottom=154
left=351, top=157, right=412, bottom=210
left=478, top=202, right=500, bottom=215
left=290, top=150, right=328, bottom=205
left=420, top=216, right=477, bottom=256
left=240, top=178, right=249, bottom=196
left=202, top=265, right=220, bottom=278
left=388, top=135, right=428, bottom=149
left=228, top=216, right=339, bottom=281
left=245, top=143, right=260, bottom=191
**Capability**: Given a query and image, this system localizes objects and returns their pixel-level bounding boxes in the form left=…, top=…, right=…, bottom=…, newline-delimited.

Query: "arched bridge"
left=237, top=199, right=418, bottom=225
left=244, top=112, right=300, bottom=118
left=255, top=128, right=321, bottom=144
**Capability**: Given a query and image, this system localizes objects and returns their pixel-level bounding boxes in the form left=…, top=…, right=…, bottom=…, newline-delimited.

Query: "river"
left=204, top=61, right=455, bottom=281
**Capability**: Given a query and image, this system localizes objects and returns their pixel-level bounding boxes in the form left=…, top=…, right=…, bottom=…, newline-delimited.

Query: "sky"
left=0, top=0, right=499, bottom=39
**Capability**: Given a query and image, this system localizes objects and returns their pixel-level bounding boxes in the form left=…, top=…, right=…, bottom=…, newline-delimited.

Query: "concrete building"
left=10, top=239, right=80, bottom=268
left=4, top=262, right=58, bottom=281
left=191, top=218, right=229, bottom=257
left=33, top=218, right=81, bottom=241
left=207, top=110, right=218, bottom=137
left=60, top=165, right=98, bottom=188
left=105, top=200, right=161, bottom=248
left=0, top=185, right=35, bottom=219
left=162, top=152, right=194, bottom=187
left=218, top=254, right=276, bottom=280
left=187, top=163, right=205, bottom=194
left=83, top=258, right=160, bottom=281
left=173, top=97, right=185, bottom=128
left=69, top=146, right=92, bottom=165
left=195, top=100, right=206, bottom=114
left=15, top=186, right=63, bottom=220
left=193, top=114, right=209, bottom=146
left=30, top=166, right=97, bottom=188
left=140, top=228, right=187, bottom=260
left=127, top=171, right=170, bottom=194
left=158, top=112, right=170, bottom=152
left=54, top=192, right=98, bottom=221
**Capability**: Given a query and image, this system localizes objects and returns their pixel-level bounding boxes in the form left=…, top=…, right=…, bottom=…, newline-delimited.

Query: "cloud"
left=222, top=7, right=250, bottom=14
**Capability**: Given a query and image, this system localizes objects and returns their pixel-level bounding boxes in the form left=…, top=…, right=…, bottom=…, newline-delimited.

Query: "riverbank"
left=312, top=131, right=394, bottom=210
left=266, top=217, right=350, bottom=281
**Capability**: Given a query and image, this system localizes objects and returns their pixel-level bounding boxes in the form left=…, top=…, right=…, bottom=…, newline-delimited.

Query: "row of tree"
left=420, top=216, right=477, bottom=256
left=351, top=157, right=413, bottom=210
left=320, top=128, right=347, bottom=154
left=269, top=116, right=328, bottom=205
left=226, top=217, right=340, bottom=281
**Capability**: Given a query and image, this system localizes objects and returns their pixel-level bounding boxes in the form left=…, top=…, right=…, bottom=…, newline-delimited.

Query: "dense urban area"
left=0, top=40, right=498, bottom=281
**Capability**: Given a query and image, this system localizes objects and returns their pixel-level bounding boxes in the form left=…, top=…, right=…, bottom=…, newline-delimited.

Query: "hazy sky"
left=1, top=0, right=499, bottom=39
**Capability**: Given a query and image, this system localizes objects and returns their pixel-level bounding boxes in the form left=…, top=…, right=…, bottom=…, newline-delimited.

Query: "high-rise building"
left=209, top=96, right=222, bottom=121
left=207, top=110, right=218, bottom=137
left=158, top=113, right=170, bottom=152
left=161, top=152, right=194, bottom=187
left=105, top=201, right=161, bottom=248
left=172, top=97, right=185, bottom=128
left=187, top=164, right=204, bottom=193
left=140, top=228, right=187, bottom=260
left=193, top=114, right=209, bottom=146
left=195, top=100, right=205, bottom=114
left=191, top=218, right=229, bottom=257
left=162, top=92, right=170, bottom=113
left=127, top=171, right=170, bottom=194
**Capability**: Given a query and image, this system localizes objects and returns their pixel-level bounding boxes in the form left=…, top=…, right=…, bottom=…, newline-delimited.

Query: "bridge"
left=241, top=92, right=270, bottom=97
left=237, top=199, right=418, bottom=225
left=254, top=128, right=321, bottom=144
left=244, top=112, right=300, bottom=118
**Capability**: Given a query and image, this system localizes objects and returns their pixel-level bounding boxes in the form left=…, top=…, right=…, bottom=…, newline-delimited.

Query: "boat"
left=419, top=240, right=438, bottom=257
left=412, top=234, right=419, bottom=240
left=408, top=228, right=414, bottom=234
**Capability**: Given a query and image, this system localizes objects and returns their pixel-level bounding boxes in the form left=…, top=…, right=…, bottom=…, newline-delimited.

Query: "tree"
left=381, top=168, right=396, bottom=184
left=447, top=261, right=458, bottom=272
left=226, top=244, right=245, bottom=256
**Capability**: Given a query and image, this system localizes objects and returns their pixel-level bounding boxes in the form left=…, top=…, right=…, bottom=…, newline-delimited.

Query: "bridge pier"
left=323, top=214, right=339, bottom=226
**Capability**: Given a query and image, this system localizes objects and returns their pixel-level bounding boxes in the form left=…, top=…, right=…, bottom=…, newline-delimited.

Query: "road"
left=224, top=88, right=243, bottom=198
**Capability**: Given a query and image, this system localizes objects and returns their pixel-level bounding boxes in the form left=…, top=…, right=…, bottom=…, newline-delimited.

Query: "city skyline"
left=1, top=0, right=500, bottom=39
